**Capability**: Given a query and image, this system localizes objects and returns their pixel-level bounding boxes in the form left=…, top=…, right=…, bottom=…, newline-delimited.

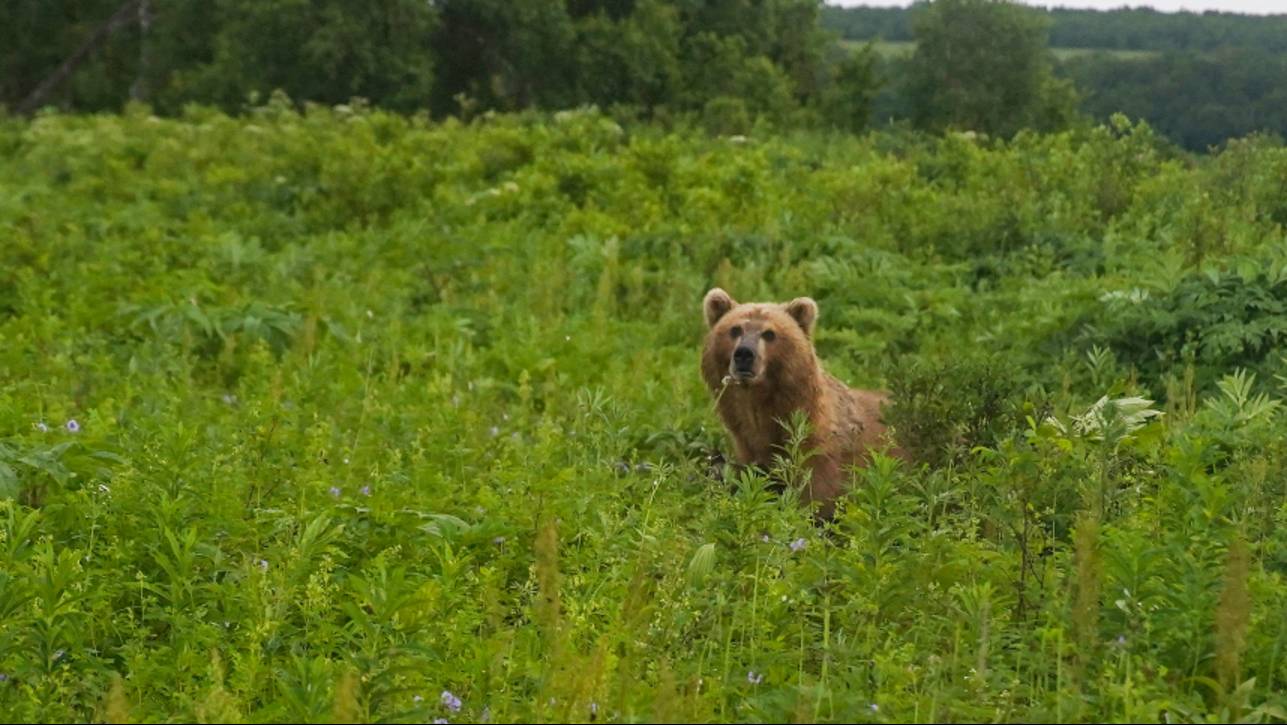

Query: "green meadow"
left=1, top=104, right=1285, bottom=722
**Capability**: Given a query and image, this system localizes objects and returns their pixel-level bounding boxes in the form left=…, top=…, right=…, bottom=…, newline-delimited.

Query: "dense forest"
left=820, top=4, right=1287, bottom=50
left=823, top=3, right=1287, bottom=151
left=2, top=0, right=858, bottom=130
left=6, top=1, right=1287, bottom=151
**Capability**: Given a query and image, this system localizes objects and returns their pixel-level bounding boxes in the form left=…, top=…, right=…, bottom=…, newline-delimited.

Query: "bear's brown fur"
left=700, top=288, right=902, bottom=520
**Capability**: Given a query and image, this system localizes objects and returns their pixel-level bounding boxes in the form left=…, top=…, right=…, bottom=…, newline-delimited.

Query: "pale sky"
left=829, top=0, right=1287, bottom=14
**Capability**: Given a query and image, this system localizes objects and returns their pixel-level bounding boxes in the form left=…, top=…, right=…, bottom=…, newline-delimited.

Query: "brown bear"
left=700, top=287, right=902, bottom=520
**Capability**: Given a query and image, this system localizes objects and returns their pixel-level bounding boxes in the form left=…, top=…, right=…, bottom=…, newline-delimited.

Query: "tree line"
left=2, top=0, right=877, bottom=133
left=822, top=3, right=1287, bottom=52
left=825, top=2, right=1287, bottom=151
left=5, top=1, right=1284, bottom=151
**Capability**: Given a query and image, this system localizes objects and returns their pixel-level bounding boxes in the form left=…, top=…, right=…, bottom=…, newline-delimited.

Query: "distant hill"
left=824, top=3, right=1287, bottom=151
left=821, top=4, right=1287, bottom=54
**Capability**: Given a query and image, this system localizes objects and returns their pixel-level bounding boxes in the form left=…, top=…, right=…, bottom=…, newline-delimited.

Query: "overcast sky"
left=828, top=0, right=1286, bottom=14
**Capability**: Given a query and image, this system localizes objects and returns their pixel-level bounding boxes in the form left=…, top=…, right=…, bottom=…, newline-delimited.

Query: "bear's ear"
left=784, top=297, right=819, bottom=336
left=704, top=288, right=736, bottom=327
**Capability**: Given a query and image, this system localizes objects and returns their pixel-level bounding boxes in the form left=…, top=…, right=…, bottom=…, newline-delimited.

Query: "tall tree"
left=187, top=0, right=437, bottom=112
left=2, top=0, right=146, bottom=112
left=907, top=0, right=1073, bottom=137
left=817, top=44, right=880, bottom=132
left=429, top=0, right=578, bottom=115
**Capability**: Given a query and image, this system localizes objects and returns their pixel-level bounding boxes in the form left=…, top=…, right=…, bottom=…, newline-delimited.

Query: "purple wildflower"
left=329, top=486, right=341, bottom=498
left=870, top=703, right=880, bottom=712
left=359, top=485, right=371, bottom=496
left=441, top=690, right=462, bottom=712
left=0, top=673, right=7, bottom=681
left=65, top=419, right=80, bottom=433
left=36, top=422, right=48, bottom=433
left=255, top=558, right=269, bottom=572
left=790, top=537, right=807, bottom=553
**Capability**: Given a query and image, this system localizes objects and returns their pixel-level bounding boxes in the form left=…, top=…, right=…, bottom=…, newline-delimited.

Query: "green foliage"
left=183, top=0, right=439, bottom=112
left=1061, top=47, right=1287, bottom=152
left=907, top=0, right=1074, bottom=137
left=825, top=3, right=1287, bottom=151
left=1090, top=259, right=1287, bottom=392
left=1, top=106, right=1286, bottom=722
left=816, top=44, right=881, bottom=133
left=825, top=3, right=1287, bottom=54
left=884, top=352, right=1028, bottom=468
left=1, top=0, right=843, bottom=130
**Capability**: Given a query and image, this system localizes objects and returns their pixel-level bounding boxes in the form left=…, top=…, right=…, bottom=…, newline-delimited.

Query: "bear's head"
left=701, top=288, right=819, bottom=389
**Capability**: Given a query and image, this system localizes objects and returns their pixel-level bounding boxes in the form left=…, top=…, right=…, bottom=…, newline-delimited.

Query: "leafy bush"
left=1091, top=259, right=1287, bottom=393
left=883, top=352, right=1030, bottom=468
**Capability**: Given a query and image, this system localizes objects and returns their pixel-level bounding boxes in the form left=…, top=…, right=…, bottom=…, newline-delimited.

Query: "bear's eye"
left=729, top=326, right=743, bottom=339
left=762, top=329, right=776, bottom=342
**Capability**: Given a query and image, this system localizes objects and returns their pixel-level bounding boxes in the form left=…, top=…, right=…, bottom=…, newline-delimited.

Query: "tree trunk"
left=129, top=0, right=152, bottom=102
left=17, top=0, right=142, bottom=115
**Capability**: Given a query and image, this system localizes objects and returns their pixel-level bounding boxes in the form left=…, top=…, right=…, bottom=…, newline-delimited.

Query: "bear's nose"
left=733, top=346, right=755, bottom=368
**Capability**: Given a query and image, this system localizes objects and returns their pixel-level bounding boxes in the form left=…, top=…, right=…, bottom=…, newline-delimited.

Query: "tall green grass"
left=1, top=102, right=1285, bottom=722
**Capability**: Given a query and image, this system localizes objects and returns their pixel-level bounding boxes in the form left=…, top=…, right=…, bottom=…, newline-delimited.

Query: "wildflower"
left=434, top=720, right=449, bottom=724
left=97, top=484, right=111, bottom=494
left=222, top=393, right=237, bottom=405
left=359, top=485, right=371, bottom=496
left=66, top=419, right=80, bottom=433
left=747, top=671, right=763, bottom=685
left=492, top=536, right=506, bottom=545
left=441, top=690, right=462, bottom=712
left=488, top=426, right=500, bottom=437
left=790, top=537, right=807, bottom=553
left=329, top=486, right=341, bottom=498
left=1116, top=634, right=1127, bottom=646
left=35, top=421, right=48, bottom=432
left=53, top=650, right=65, bottom=661
left=870, top=703, right=880, bottom=712
left=590, top=702, right=599, bottom=719
left=0, top=673, right=7, bottom=681
left=760, top=533, right=771, bottom=543
left=413, top=695, right=424, bottom=704
left=255, top=558, right=269, bottom=572
left=343, top=457, right=350, bottom=465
